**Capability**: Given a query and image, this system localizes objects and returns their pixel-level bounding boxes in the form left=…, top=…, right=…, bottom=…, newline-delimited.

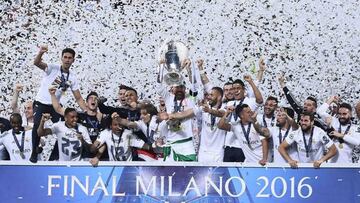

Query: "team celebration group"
left=1, top=45, right=360, bottom=168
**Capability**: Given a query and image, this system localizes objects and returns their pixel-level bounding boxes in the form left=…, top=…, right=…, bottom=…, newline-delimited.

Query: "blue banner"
left=0, top=162, right=359, bottom=203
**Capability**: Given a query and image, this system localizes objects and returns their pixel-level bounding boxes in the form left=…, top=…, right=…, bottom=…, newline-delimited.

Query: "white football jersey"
left=328, top=119, right=360, bottom=163
left=51, top=122, right=91, bottom=161
left=285, top=126, right=334, bottom=163
left=230, top=122, right=266, bottom=163
left=97, top=129, right=145, bottom=161
left=0, top=129, right=32, bottom=161
left=269, top=126, right=298, bottom=163
left=35, top=64, right=80, bottom=105
left=224, top=98, right=260, bottom=148
left=194, top=105, right=226, bottom=162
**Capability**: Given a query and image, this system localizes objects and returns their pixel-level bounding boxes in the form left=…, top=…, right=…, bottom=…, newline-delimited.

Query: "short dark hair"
left=175, top=84, right=186, bottom=89
left=212, top=86, right=224, bottom=98
left=235, top=103, right=249, bottom=116
left=10, top=113, right=22, bottom=123
left=232, top=79, right=245, bottom=88
left=300, top=111, right=315, bottom=121
left=283, top=107, right=295, bottom=119
left=86, top=91, right=98, bottom=101
left=306, top=96, right=317, bottom=108
left=223, top=81, right=233, bottom=87
left=64, top=107, right=77, bottom=116
left=339, top=103, right=352, bottom=112
left=140, top=102, right=158, bottom=117
left=119, top=84, right=130, bottom=90
left=266, top=96, right=278, bottom=104
left=62, top=48, right=76, bottom=57
left=126, top=87, right=138, bottom=96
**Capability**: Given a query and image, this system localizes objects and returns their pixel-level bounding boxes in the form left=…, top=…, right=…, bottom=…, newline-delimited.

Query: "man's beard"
left=301, top=125, right=311, bottom=132
left=208, top=99, right=216, bottom=107
left=175, top=91, right=185, bottom=100
left=265, top=108, right=275, bottom=116
left=339, top=117, right=350, bottom=125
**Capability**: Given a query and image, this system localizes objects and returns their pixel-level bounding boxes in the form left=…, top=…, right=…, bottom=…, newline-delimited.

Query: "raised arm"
left=252, top=111, right=270, bottom=137
left=183, top=58, right=193, bottom=83
left=89, top=140, right=106, bottom=167
left=156, top=60, right=171, bottom=99
left=356, top=101, right=360, bottom=119
left=112, top=114, right=138, bottom=129
left=196, top=59, right=210, bottom=86
left=168, top=108, right=195, bottom=120
left=11, top=84, right=23, bottom=113
left=317, top=96, right=340, bottom=125
left=278, top=74, right=303, bottom=114
left=256, top=57, right=266, bottom=83
left=217, top=110, right=232, bottom=131
left=281, top=108, right=299, bottom=130
left=49, top=87, right=65, bottom=116
left=37, top=113, right=53, bottom=137
left=244, top=75, right=263, bottom=104
left=72, top=90, right=88, bottom=112
left=201, top=103, right=225, bottom=118
left=34, top=45, right=48, bottom=70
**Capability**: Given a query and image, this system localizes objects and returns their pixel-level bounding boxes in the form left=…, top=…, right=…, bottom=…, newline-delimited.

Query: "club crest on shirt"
left=322, top=135, right=330, bottom=144
left=288, top=132, right=295, bottom=140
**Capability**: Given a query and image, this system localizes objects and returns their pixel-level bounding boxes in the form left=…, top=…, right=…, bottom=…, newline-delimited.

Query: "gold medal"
left=339, top=143, right=343, bottom=149
left=20, top=151, right=26, bottom=159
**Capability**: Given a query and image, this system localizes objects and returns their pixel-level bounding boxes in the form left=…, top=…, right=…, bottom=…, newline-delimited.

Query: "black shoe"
left=29, top=152, right=38, bottom=163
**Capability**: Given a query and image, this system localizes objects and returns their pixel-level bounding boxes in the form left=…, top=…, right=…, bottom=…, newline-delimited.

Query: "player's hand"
left=76, top=132, right=84, bottom=142
left=288, top=159, right=298, bottom=169
left=313, top=160, right=323, bottom=168
left=111, top=112, right=120, bottom=119
left=48, top=86, right=57, bottom=95
left=327, top=95, right=340, bottom=104
left=39, top=45, right=48, bottom=54
left=250, top=111, right=258, bottom=123
left=243, top=74, right=253, bottom=83
left=196, top=59, right=204, bottom=70
left=14, top=84, right=24, bottom=93
left=129, top=101, right=137, bottom=109
left=225, top=106, right=235, bottom=117
left=182, top=58, right=191, bottom=69
left=155, top=137, right=165, bottom=147
left=158, top=112, right=169, bottom=121
left=159, top=59, right=166, bottom=65
left=41, top=113, right=51, bottom=122
left=202, top=103, right=211, bottom=113
left=168, top=113, right=176, bottom=120
left=89, top=157, right=99, bottom=167
left=259, top=159, right=267, bottom=166
left=259, top=57, right=266, bottom=72
left=329, top=131, right=343, bottom=138
left=278, top=74, right=286, bottom=88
